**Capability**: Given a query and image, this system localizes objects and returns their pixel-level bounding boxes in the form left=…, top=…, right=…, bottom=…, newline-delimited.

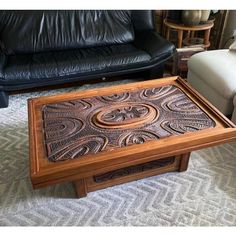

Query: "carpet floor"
left=0, top=79, right=236, bottom=226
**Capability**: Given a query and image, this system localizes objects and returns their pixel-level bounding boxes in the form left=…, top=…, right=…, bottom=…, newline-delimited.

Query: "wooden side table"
left=164, top=19, right=214, bottom=48
left=172, top=47, right=205, bottom=78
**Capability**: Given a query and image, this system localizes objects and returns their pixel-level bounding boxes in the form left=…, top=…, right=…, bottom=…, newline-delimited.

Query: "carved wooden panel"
left=93, top=156, right=175, bottom=183
left=42, top=85, right=216, bottom=162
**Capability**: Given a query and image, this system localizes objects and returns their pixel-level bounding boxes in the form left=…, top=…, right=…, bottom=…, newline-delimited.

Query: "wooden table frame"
left=164, top=19, right=214, bottom=48
left=28, top=77, right=236, bottom=198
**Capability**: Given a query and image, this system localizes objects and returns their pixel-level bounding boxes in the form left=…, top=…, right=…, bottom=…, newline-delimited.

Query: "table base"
left=74, top=152, right=190, bottom=198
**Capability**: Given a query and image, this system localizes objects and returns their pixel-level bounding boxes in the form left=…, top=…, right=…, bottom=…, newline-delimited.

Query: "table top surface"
left=164, top=19, right=214, bottom=31
left=28, top=77, right=236, bottom=187
left=42, top=83, right=215, bottom=163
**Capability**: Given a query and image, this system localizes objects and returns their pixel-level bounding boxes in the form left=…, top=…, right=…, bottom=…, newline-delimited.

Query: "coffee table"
left=28, top=77, right=236, bottom=198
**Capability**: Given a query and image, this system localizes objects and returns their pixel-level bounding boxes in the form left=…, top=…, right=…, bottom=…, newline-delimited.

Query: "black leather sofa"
left=0, top=10, right=175, bottom=108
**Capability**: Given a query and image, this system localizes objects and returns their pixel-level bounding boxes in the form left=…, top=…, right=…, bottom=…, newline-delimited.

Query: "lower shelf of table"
left=74, top=152, right=190, bottom=198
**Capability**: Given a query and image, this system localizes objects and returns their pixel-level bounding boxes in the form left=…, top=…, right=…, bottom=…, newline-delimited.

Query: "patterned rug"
left=1, top=79, right=236, bottom=226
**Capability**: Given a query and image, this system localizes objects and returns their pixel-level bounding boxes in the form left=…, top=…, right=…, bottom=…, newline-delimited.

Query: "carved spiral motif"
left=44, top=117, right=84, bottom=141
left=44, top=99, right=92, bottom=111
left=100, top=93, right=130, bottom=102
left=42, top=84, right=216, bottom=162
left=119, top=130, right=160, bottom=147
left=43, top=100, right=92, bottom=119
left=46, top=136, right=108, bottom=162
left=161, top=119, right=215, bottom=134
left=161, top=94, right=202, bottom=114
left=93, top=103, right=158, bottom=129
left=140, top=85, right=176, bottom=100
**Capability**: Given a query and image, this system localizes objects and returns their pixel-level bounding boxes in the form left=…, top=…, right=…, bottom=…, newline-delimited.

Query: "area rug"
left=0, top=79, right=236, bottom=226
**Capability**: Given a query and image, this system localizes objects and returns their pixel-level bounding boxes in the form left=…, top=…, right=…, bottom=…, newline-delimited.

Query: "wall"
left=220, top=10, right=236, bottom=48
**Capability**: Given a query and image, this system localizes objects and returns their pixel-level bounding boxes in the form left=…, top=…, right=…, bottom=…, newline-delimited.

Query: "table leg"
left=166, top=28, right=170, bottom=40
left=191, top=31, right=195, bottom=38
left=177, top=30, right=183, bottom=48
left=186, top=30, right=190, bottom=40
left=204, top=28, right=211, bottom=48
left=74, top=179, right=88, bottom=198
left=179, top=152, right=191, bottom=172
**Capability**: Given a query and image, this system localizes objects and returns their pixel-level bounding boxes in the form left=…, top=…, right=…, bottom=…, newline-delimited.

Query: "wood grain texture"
left=164, top=19, right=214, bottom=31
left=164, top=19, right=214, bottom=48
left=75, top=154, right=182, bottom=198
left=93, top=156, right=176, bottom=183
left=28, top=76, right=236, bottom=195
left=74, top=179, right=87, bottom=198
left=179, top=152, right=191, bottom=172
left=42, top=84, right=215, bottom=162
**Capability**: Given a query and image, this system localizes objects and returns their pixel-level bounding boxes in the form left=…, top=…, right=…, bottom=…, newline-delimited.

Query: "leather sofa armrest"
left=0, top=51, right=7, bottom=77
left=131, top=10, right=155, bottom=31
left=134, top=30, right=175, bottom=62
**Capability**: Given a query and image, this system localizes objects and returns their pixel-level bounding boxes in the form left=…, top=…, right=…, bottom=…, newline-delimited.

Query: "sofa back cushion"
left=0, top=10, right=134, bottom=55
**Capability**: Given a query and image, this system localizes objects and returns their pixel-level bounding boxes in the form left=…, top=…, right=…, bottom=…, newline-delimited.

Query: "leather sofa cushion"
left=1, top=44, right=151, bottom=83
left=0, top=52, right=6, bottom=77
left=0, top=10, right=134, bottom=55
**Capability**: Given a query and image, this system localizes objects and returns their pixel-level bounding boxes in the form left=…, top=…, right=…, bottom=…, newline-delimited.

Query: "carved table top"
left=42, top=84, right=215, bottom=162
left=28, top=77, right=236, bottom=189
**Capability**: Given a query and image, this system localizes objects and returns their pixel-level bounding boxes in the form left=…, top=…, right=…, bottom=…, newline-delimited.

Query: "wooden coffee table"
left=28, top=77, right=236, bottom=198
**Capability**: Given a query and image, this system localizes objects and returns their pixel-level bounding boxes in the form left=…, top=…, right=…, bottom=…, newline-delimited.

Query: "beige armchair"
left=187, top=49, right=236, bottom=124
